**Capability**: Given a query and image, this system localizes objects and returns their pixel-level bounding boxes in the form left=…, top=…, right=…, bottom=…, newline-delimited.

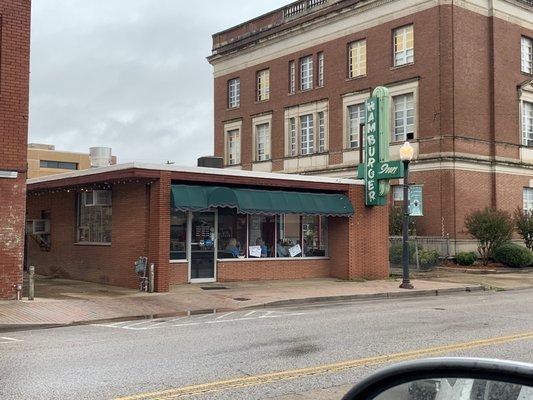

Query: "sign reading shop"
left=357, top=87, right=404, bottom=206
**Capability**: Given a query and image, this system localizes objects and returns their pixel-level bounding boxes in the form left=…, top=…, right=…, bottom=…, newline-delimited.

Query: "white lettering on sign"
left=379, top=163, right=398, bottom=175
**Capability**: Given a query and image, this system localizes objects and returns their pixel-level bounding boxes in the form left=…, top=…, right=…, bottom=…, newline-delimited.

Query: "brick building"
left=0, top=1, right=31, bottom=299
left=26, top=163, right=388, bottom=290
left=209, top=0, right=533, bottom=252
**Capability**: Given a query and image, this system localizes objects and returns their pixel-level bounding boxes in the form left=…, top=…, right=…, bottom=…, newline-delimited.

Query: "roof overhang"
left=27, top=162, right=362, bottom=193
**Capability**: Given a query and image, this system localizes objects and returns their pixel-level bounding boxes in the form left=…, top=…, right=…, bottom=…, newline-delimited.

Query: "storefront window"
left=170, top=210, right=188, bottom=260
left=277, top=214, right=302, bottom=257
left=77, top=190, right=112, bottom=243
left=248, top=215, right=275, bottom=257
left=218, top=209, right=247, bottom=258
left=302, top=216, right=328, bottom=257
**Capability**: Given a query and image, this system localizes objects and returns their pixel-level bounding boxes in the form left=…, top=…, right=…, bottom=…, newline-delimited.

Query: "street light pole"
left=399, top=142, right=414, bottom=289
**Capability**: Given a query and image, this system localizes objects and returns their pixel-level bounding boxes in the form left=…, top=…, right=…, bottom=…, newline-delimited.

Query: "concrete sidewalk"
left=0, top=275, right=483, bottom=328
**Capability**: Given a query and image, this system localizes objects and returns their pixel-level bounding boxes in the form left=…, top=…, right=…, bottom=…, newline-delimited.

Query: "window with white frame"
left=393, top=93, right=415, bottom=142
left=257, top=69, right=270, bottom=101
left=228, top=78, right=240, bottom=108
left=523, top=101, right=533, bottom=146
left=289, top=60, right=296, bottom=94
left=285, top=102, right=328, bottom=156
left=522, top=37, right=533, bottom=75
left=392, top=185, right=406, bottom=201
left=317, top=111, right=326, bottom=153
left=524, top=188, right=533, bottom=211
left=394, top=25, right=414, bottom=66
left=289, top=117, right=298, bottom=156
left=77, top=190, right=112, bottom=243
left=348, top=40, right=366, bottom=78
left=255, top=122, right=271, bottom=161
left=300, top=55, right=313, bottom=90
left=347, top=103, right=365, bottom=149
left=226, top=129, right=241, bottom=165
left=300, top=114, right=314, bottom=155
left=317, top=52, right=324, bottom=87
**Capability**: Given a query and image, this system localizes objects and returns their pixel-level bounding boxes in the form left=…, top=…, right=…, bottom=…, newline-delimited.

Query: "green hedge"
left=494, top=244, right=533, bottom=268
left=455, top=252, right=477, bottom=266
left=418, top=249, right=440, bottom=269
left=389, top=243, right=440, bottom=268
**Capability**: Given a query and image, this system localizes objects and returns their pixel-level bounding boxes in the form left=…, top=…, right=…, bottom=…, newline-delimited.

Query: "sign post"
left=357, top=87, right=404, bottom=205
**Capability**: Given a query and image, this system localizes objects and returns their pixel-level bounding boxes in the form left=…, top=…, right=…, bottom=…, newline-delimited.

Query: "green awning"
left=171, top=184, right=353, bottom=216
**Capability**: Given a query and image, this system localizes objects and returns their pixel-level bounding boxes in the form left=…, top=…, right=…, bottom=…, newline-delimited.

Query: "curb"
left=249, top=285, right=485, bottom=308
left=436, top=267, right=533, bottom=275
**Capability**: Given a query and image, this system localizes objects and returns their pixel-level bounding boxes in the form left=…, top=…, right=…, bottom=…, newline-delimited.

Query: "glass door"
left=189, top=211, right=216, bottom=282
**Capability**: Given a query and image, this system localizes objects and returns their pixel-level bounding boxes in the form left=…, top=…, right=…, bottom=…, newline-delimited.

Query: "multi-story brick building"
left=209, top=0, right=533, bottom=251
left=0, top=0, right=31, bottom=299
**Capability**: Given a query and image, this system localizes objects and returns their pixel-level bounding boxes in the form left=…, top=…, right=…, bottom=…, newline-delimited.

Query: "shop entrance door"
left=189, top=211, right=216, bottom=282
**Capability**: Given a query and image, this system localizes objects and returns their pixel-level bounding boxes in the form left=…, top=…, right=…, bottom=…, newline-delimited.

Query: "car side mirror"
left=342, top=358, right=533, bottom=400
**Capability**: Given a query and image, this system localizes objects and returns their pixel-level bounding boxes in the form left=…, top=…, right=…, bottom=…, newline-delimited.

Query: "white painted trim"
left=252, top=113, right=273, bottom=162
left=211, top=0, right=533, bottom=77
left=284, top=100, right=329, bottom=156
left=170, top=260, right=188, bottom=264
left=27, top=161, right=361, bottom=186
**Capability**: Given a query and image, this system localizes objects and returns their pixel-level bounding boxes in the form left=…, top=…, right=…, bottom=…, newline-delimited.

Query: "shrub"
left=389, top=206, right=416, bottom=236
left=418, top=249, right=440, bottom=269
left=389, top=242, right=424, bottom=265
left=464, top=208, right=514, bottom=265
left=494, top=244, right=533, bottom=268
left=455, top=251, right=477, bottom=266
left=514, top=208, right=533, bottom=251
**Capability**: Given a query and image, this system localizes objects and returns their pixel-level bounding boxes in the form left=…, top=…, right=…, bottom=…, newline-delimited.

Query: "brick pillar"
left=148, top=171, right=171, bottom=292
left=349, top=185, right=390, bottom=280
left=0, top=175, right=26, bottom=299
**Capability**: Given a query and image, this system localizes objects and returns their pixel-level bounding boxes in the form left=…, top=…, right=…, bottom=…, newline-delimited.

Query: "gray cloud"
left=29, top=0, right=288, bottom=165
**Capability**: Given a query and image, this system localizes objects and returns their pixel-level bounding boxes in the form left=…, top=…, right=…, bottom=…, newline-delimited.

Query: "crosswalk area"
left=92, top=309, right=307, bottom=331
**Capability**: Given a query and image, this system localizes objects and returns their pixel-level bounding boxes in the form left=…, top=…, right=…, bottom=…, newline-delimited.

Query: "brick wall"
left=0, top=0, right=31, bottom=299
left=27, top=183, right=149, bottom=289
left=27, top=179, right=392, bottom=289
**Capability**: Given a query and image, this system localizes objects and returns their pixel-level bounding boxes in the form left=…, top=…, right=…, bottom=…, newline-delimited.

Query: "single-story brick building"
left=26, top=162, right=388, bottom=292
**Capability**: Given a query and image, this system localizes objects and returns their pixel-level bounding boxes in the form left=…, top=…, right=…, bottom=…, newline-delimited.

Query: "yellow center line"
left=115, top=331, right=533, bottom=400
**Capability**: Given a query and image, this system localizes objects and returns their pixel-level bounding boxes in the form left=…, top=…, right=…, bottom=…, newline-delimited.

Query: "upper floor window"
left=523, top=101, right=533, bottom=147
left=77, top=190, right=112, bottom=244
left=255, top=122, right=271, bottom=161
left=289, top=60, right=296, bottom=94
left=317, top=52, right=324, bottom=87
left=393, top=93, right=415, bottom=142
left=285, top=101, right=328, bottom=157
left=300, top=55, right=313, bottom=91
left=257, top=69, right=270, bottom=101
left=394, top=25, right=414, bottom=66
left=524, top=188, right=533, bottom=211
left=522, top=37, right=533, bottom=75
left=348, top=40, right=366, bottom=78
left=347, top=103, right=365, bottom=149
left=228, top=78, right=240, bottom=108
left=226, top=129, right=241, bottom=165
left=300, top=114, right=315, bottom=155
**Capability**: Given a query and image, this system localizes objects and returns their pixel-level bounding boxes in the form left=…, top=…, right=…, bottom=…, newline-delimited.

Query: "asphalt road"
left=1, top=289, right=532, bottom=400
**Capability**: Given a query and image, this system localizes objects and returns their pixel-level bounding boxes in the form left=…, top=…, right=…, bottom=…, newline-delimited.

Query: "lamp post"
left=399, top=142, right=414, bottom=289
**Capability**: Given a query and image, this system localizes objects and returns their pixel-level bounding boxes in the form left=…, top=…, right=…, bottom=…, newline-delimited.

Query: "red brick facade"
left=26, top=167, right=389, bottom=291
left=0, top=1, right=31, bottom=299
left=209, top=1, right=533, bottom=243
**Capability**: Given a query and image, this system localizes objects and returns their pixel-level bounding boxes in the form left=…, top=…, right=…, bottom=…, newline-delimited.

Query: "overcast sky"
left=29, top=1, right=288, bottom=165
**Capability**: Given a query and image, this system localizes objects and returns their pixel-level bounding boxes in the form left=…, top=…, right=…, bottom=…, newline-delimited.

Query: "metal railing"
left=389, top=235, right=451, bottom=269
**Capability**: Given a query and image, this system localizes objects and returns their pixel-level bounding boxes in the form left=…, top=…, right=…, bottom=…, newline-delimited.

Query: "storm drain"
left=233, top=297, right=251, bottom=301
left=200, top=286, right=228, bottom=290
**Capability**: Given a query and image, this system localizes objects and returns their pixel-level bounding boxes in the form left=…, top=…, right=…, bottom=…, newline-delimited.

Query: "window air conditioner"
left=26, top=219, right=51, bottom=235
